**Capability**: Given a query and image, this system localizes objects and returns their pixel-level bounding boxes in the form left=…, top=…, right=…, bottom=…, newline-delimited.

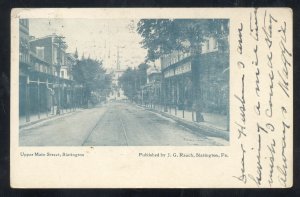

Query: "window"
left=53, top=47, right=58, bottom=64
left=61, top=71, right=64, bottom=78
left=212, top=38, right=217, bottom=49
left=43, top=65, right=48, bottom=73
left=36, top=47, right=44, bottom=59
left=206, top=40, right=209, bottom=51
left=35, top=63, right=39, bottom=71
left=61, top=52, right=65, bottom=65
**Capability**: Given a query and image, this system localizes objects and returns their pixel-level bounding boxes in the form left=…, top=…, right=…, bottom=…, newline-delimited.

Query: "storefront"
left=162, top=57, right=194, bottom=110
left=161, top=50, right=229, bottom=114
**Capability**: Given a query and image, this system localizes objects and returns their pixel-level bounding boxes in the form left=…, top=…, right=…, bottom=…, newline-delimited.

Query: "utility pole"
left=53, top=35, right=66, bottom=115
left=117, top=45, right=120, bottom=71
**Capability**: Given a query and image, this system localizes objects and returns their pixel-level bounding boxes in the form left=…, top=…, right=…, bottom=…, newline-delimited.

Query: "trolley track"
left=81, top=106, right=130, bottom=146
left=81, top=109, right=108, bottom=146
left=119, top=117, right=129, bottom=146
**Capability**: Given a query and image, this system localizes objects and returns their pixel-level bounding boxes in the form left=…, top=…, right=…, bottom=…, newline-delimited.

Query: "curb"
left=19, top=110, right=81, bottom=130
left=142, top=106, right=229, bottom=141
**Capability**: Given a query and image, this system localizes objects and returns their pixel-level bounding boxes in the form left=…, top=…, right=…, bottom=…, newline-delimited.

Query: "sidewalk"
left=19, top=106, right=81, bottom=129
left=140, top=104, right=229, bottom=141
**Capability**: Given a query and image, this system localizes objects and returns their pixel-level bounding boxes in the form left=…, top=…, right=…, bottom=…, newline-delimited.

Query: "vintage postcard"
left=10, top=8, right=293, bottom=188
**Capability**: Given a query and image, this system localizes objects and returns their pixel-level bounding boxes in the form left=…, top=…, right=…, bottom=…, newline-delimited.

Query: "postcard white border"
left=11, top=8, right=293, bottom=188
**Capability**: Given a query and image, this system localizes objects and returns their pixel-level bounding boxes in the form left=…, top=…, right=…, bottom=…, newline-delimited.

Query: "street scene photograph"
left=19, top=18, right=229, bottom=146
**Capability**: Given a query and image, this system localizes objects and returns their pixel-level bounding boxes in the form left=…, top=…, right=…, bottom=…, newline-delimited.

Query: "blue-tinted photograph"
left=19, top=18, right=229, bottom=146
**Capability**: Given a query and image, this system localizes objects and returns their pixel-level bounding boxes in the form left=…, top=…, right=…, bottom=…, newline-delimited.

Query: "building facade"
left=19, top=19, right=31, bottom=118
left=160, top=34, right=229, bottom=116
left=19, top=19, right=82, bottom=122
left=140, top=65, right=162, bottom=106
left=108, top=68, right=127, bottom=101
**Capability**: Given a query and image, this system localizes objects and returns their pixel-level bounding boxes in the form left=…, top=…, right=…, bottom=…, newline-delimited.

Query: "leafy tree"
left=137, top=19, right=229, bottom=121
left=73, top=58, right=111, bottom=105
left=137, top=63, right=148, bottom=87
left=118, top=68, right=136, bottom=100
left=118, top=63, right=149, bottom=101
left=137, top=19, right=229, bottom=62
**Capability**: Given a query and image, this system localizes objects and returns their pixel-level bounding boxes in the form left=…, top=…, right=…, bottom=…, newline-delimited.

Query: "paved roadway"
left=19, top=102, right=228, bottom=146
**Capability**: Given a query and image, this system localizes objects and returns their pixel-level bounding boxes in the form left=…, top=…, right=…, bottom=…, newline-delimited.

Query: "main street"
left=20, top=102, right=227, bottom=146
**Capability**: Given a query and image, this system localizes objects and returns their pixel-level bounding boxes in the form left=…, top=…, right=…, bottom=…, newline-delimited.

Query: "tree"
left=137, top=19, right=229, bottom=61
left=118, top=68, right=136, bottom=100
left=137, top=19, right=229, bottom=121
left=137, top=63, right=149, bottom=87
left=73, top=58, right=111, bottom=105
left=118, top=63, right=149, bottom=101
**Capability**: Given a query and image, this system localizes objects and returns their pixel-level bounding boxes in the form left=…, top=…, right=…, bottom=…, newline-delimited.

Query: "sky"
left=29, top=18, right=147, bottom=70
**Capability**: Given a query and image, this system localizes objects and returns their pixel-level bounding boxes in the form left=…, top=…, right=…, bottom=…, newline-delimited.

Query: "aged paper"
left=11, top=8, right=293, bottom=188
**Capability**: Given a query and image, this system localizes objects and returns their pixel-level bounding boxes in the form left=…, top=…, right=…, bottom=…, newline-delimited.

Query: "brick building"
left=19, top=19, right=82, bottom=122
